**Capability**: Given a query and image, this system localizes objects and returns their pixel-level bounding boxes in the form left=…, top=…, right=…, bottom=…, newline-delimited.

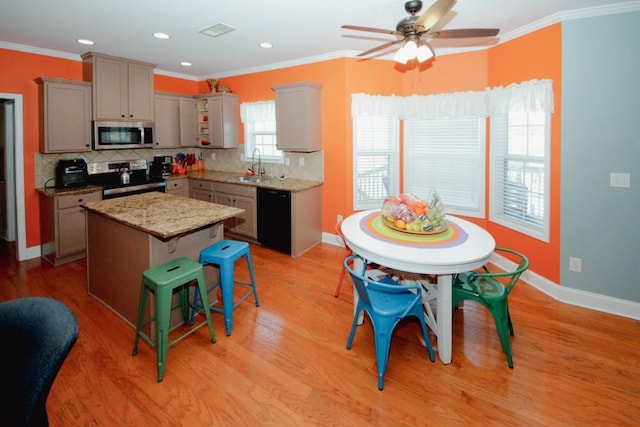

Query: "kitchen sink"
left=231, top=175, right=263, bottom=183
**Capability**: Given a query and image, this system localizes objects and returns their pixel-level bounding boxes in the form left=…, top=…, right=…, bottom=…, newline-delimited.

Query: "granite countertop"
left=82, top=192, right=243, bottom=241
left=175, top=170, right=323, bottom=192
left=37, top=170, right=323, bottom=198
left=37, top=185, right=103, bottom=197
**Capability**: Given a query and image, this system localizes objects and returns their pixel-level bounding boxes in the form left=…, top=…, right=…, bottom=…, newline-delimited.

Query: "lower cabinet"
left=39, top=190, right=102, bottom=265
left=189, top=179, right=214, bottom=202
left=257, top=185, right=322, bottom=257
left=213, top=183, right=257, bottom=239
left=165, top=178, right=189, bottom=197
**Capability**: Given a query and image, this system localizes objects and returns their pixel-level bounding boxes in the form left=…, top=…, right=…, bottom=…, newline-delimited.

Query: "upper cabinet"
left=179, top=97, right=198, bottom=147
left=154, top=93, right=198, bottom=148
left=36, top=77, right=92, bottom=153
left=153, top=94, right=180, bottom=148
left=82, top=52, right=155, bottom=121
left=273, top=82, right=322, bottom=152
left=196, top=93, right=239, bottom=149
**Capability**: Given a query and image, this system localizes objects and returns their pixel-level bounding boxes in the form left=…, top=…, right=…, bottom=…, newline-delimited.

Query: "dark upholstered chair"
left=0, top=297, right=79, bottom=426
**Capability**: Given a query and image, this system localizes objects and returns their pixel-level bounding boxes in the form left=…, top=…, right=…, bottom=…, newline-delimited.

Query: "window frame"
left=404, top=116, right=486, bottom=218
left=489, top=110, right=551, bottom=242
left=352, top=117, right=400, bottom=210
left=240, top=100, right=283, bottom=164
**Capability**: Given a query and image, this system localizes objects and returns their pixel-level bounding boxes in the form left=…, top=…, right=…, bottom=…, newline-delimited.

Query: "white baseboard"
left=322, top=232, right=640, bottom=321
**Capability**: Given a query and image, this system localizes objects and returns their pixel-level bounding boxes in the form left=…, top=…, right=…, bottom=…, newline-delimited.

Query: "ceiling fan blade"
left=342, top=25, right=400, bottom=36
left=357, top=39, right=404, bottom=57
left=427, top=28, right=500, bottom=39
left=414, top=0, right=457, bottom=32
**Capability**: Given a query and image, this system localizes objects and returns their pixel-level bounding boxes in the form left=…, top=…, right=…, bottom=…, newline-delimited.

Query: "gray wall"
left=561, top=12, right=640, bottom=302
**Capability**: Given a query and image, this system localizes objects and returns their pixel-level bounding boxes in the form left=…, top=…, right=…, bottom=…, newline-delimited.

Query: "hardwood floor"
left=1, top=240, right=639, bottom=426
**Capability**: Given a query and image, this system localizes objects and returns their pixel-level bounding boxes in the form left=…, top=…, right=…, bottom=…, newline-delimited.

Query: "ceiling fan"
left=342, top=0, right=499, bottom=64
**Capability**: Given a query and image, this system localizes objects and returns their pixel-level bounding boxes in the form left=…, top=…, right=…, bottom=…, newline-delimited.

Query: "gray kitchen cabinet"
left=165, top=178, right=189, bottom=197
left=36, top=77, right=92, bottom=153
left=179, top=97, right=198, bottom=147
left=154, top=94, right=198, bottom=147
left=39, top=190, right=102, bottom=266
left=213, top=182, right=257, bottom=239
left=82, top=52, right=155, bottom=121
left=189, top=179, right=214, bottom=202
left=195, top=93, right=239, bottom=149
left=154, top=94, right=180, bottom=148
left=273, top=82, right=322, bottom=152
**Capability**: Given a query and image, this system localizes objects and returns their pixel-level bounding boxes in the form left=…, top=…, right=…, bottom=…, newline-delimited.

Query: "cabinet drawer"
left=56, top=191, right=101, bottom=210
left=166, top=179, right=187, bottom=191
left=189, top=179, right=213, bottom=191
left=214, top=182, right=256, bottom=198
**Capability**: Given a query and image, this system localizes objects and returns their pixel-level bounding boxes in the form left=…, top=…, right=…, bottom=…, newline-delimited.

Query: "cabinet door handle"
left=78, top=198, right=83, bottom=203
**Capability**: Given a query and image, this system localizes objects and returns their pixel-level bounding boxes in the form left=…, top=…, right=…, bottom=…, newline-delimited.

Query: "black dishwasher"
left=257, top=187, right=292, bottom=255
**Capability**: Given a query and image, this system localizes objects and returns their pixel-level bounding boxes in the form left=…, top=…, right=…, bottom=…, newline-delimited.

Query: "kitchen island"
left=83, top=192, right=243, bottom=329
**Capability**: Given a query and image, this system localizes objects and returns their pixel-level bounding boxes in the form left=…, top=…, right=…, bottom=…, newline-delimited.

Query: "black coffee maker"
left=150, top=155, right=172, bottom=179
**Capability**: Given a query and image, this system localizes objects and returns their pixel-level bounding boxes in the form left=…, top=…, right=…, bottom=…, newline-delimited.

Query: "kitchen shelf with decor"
left=195, top=93, right=239, bottom=149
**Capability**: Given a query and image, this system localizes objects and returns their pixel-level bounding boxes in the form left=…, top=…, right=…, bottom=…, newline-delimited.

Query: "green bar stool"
left=190, top=240, right=260, bottom=336
left=132, top=257, right=216, bottom=382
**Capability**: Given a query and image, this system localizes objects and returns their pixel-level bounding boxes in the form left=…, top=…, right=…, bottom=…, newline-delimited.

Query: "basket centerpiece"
left=381, top=190, right=447, bottom=234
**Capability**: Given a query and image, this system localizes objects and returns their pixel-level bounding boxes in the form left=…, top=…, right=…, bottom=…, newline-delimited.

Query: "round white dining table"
left=341, top=209, right=495, bottom=364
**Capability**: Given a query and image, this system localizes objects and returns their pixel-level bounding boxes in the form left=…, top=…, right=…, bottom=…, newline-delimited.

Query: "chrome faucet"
left=252, top=148, right=265, bottom=177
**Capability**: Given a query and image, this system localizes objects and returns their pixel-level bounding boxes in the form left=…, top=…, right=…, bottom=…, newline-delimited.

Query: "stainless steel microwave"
left=93, top=121, right=154, bottom=150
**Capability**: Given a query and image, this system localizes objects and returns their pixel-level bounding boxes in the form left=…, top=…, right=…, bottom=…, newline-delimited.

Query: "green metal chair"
left=452, top=247, right=529, bottom=368
left=132, top=257, right=216, bottom=382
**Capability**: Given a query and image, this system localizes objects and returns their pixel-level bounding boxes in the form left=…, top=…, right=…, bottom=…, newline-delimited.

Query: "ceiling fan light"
left=404, top=40, right=418, bottom=58
left=393, top=47, right=408, bottom=64
left=416, top=44, right=433, bottom=63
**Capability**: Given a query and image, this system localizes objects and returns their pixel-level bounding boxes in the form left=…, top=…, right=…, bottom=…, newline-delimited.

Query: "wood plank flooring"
left=1, top=240, right=639, bottom=426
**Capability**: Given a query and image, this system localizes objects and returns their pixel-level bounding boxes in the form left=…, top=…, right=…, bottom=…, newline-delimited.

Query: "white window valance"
left=403, top=91, right=488, bottom=119
left=351, top=94, right=404, bottom=119
left=240, top=100, right=275, bottom=123
left=487, top=79, right=555, bottom=115
left=351, top=79, right=554, bottom=119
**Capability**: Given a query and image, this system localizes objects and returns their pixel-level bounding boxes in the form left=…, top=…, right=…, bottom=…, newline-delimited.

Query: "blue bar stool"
left=190, top=240, right=260, bottom=336
left=132, top=257, right=216, bottom=382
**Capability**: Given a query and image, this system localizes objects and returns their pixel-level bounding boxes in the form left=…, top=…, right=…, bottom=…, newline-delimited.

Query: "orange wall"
left=486, top=24, right=562, bottom=282
left=0, top=49, right=83, bottom=247
left=1, top=25, right=562, bottom=283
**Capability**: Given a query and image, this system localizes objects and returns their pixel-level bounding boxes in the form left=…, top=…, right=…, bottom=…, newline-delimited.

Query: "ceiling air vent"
left=199, top=23, right=237, bottom=38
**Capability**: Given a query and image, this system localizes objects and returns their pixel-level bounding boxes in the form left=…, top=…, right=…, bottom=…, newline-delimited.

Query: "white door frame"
left=1, top=93, right=28, bottom=261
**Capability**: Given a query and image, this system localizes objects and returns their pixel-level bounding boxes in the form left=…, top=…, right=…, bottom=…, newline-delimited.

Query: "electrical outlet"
left=569, top=257, right=582, bottom=273
left=610, top=172, right=631, bottom=188
left=299, top=157, right=305, bottom=166
left=337, top=214, right=343, bottom=223
left=285, top=158, right=290, bottom=166
left=210, top=152, right=216, bottom=160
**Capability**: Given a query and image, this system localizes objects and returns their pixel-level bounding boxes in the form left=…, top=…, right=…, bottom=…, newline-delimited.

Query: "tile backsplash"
left=36, top=147, right=324, bottom=188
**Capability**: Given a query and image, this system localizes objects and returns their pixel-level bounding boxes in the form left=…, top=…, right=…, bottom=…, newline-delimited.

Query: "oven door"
left=93, top=121, right=154, bottom=150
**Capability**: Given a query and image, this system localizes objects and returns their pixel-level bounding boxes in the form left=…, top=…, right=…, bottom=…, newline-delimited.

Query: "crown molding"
left=3, top=2, right=640, bottom=80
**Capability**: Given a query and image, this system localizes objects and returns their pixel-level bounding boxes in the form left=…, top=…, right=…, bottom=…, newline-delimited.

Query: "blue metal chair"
left=190, top=240, right=259, bottom=336
left=344, top=254, right=435, bottom=390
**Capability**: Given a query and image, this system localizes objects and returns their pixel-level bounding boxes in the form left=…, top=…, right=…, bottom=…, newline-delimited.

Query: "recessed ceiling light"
left=259, top=42, right=273, bottom=49
left=153, top=32, right=170, bottom=39
left=77, top=39, right=94, bottom=45
left=180, top=62, right=192, bottom=67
